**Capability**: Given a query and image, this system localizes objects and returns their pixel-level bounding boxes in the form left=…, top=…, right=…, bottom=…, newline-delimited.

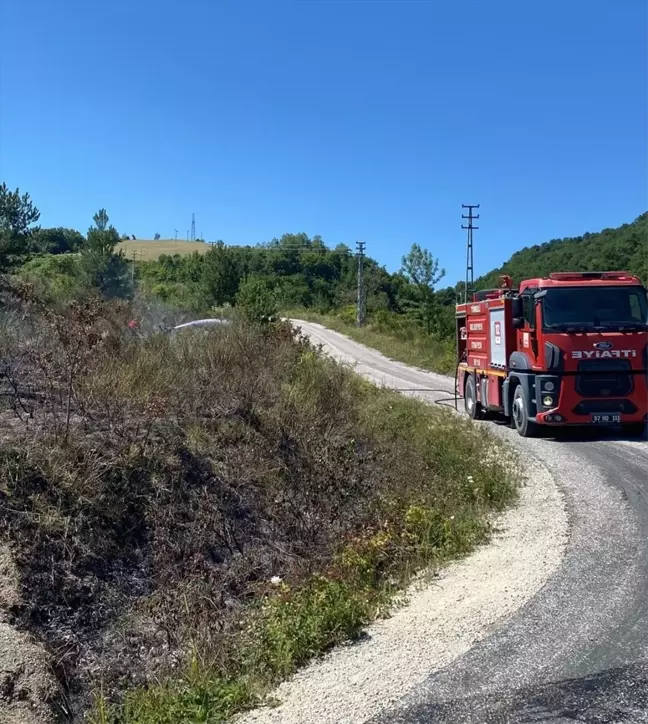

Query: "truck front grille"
left=572, top=399, right=638, bottom=416
left=575, top=360, right=633, bottom=398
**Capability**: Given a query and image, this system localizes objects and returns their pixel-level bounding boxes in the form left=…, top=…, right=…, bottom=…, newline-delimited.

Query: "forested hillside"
left=475, top=212, right=647, bottom=289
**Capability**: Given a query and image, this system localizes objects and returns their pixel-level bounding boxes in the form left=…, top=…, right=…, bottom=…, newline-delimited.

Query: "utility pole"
left=356, top=240, right=366, bottom=327
left=461, top=204, right=479, bottom=303
left=191, top=213, right=196, bottom=241
left=174, top=228, right=179, bottom=240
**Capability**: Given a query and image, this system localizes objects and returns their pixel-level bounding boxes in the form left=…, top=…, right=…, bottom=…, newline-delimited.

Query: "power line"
left=214, top=244, right=355, bottom=255
left=461, top=204, right=479, bottom=303
left=356, top=240, right=366, bottom=327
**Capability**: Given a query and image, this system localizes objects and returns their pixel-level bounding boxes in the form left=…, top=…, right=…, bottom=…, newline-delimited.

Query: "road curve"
left=292, top=320, right=648, bottom=724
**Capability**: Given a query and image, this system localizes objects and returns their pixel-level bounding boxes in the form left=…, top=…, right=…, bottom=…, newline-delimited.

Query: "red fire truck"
left=456, top=272, right=648, bottom=437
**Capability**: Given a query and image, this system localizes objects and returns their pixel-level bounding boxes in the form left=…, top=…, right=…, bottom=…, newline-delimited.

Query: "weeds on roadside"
left=0, top=281, right=517, bottom=723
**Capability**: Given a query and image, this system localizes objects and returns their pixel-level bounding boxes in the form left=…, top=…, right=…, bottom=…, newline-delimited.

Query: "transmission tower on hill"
left=190, top=213, right=196, bottom=242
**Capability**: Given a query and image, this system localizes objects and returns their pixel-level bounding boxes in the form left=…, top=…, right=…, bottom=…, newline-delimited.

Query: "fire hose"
left=389, top=350, right=468, bottom=413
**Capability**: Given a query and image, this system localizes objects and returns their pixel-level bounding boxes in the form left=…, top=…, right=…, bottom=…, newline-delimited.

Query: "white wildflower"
left=270, top=576, right=283, bottom=586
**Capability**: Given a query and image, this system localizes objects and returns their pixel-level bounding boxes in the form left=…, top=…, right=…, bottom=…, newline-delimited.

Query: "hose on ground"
left=395, top=352, right=468, bottom=413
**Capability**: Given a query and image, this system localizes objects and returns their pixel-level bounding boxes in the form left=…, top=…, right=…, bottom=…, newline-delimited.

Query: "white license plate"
left=590, top=413, right=621, bottom=424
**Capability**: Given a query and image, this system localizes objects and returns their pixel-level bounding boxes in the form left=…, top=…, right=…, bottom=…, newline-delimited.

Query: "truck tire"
left=623, top=423, right=647, bottom=439
left=512, top=385, right=537, bottom=438
left=464, top=376, right=481, bottom=420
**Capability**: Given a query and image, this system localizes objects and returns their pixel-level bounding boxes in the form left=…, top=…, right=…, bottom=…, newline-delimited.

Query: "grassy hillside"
left=119, top=239, right=210, bottom=260
left=476, top=212, right=648, bottom=289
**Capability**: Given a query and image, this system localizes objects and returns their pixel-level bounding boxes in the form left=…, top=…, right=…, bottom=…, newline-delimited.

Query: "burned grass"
left=0, top=282, right=517, bottom=722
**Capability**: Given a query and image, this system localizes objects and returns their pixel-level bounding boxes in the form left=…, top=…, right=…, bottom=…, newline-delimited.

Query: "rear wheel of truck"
left=464, top=376, right=481, bottom=419
left=622, top=423, right=647, bottom=439
left=512, top=385, right=538, bottom=438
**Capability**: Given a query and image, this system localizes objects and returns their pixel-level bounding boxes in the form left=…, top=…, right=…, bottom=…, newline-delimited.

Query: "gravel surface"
left=372, top=436, right=648, bottom=724
left=237, top=321, right=570, bottom=724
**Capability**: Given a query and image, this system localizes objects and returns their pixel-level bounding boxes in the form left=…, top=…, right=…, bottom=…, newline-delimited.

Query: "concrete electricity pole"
left=356, top=240, right=366, bottom=327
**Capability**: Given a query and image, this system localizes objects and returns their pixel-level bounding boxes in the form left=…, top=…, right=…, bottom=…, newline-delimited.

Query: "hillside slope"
left=118, top=239, right=210, bottom=260
left=476, top=212, right=647, bottom=288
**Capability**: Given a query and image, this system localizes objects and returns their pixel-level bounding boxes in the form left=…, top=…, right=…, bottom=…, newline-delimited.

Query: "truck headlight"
left=543, top=395, right=555, bottom=407
left=543, top=381, right=555, bottom=392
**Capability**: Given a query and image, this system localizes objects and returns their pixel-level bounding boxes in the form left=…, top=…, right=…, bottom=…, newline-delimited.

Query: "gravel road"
left=239, top=320, right=648, bottom=724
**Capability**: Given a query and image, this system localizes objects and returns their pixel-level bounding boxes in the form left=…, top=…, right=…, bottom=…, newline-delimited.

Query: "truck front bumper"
left=533, top=372, right=648, bottom=426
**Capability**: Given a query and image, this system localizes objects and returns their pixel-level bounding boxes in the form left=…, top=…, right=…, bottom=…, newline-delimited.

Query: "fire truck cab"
left=456, top=272, right=648, bottom=437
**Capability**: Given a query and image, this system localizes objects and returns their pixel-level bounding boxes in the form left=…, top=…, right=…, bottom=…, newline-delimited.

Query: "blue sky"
left=1, top=0, right=646, bottom=283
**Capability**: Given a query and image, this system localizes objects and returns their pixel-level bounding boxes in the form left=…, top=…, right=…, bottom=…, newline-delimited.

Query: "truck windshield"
left=542, top=285, right=648, bottom=331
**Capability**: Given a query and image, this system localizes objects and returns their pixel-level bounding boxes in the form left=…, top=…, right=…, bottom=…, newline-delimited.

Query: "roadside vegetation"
left=0, top=277, right=516, bottom=722
left=287, top=306, right=457, bottom=375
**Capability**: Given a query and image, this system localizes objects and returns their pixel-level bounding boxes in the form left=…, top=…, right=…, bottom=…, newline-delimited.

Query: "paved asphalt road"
left=292, top=321, right=648, bottom=724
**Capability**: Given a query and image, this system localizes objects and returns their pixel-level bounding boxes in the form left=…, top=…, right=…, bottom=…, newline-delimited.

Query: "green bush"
left=118, top=668, right=252, bottom=724
left=336, top=304, right=357, bottom=325
left=251, top=576, right=377, bottom=680
left=16, top=253, right=82, bottom=303
left=235, top=276, right=277, bottom=324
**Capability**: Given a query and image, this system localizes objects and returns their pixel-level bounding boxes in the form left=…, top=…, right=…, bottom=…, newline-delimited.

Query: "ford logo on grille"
left=594, top=342, right=613, bottom=350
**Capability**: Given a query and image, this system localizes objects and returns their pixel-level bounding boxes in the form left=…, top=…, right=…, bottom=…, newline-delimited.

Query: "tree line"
left=135, top=235, right=457, bottom=336
left=2, top=180, right=646, bottom=334
left=0, top=181, right=454, bottom=334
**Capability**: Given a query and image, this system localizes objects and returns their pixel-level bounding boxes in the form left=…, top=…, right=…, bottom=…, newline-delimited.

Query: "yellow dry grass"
left=118, top=239, right=210, bottom=261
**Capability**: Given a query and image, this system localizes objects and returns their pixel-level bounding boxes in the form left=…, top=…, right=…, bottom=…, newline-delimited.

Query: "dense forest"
left=138, top=235, right=402, bottom=314
left=475, top=212, right=648, bottom=290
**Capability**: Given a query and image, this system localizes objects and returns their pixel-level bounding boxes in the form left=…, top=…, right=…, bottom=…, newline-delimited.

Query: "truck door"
left=518, top=290, right=540, bottom=366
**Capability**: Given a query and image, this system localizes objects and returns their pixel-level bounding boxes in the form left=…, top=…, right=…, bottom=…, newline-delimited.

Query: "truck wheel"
left=623, top=423, right=647, bottom=439
left=512, top=385, right=537, bottom=438
left=464, top=376, right=481, bottom=420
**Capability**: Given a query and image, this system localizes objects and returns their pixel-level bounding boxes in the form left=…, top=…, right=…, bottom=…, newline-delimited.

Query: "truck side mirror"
left=511, top=298, right=523, bottom=317
left=512, top=317, right=524, bottom=329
